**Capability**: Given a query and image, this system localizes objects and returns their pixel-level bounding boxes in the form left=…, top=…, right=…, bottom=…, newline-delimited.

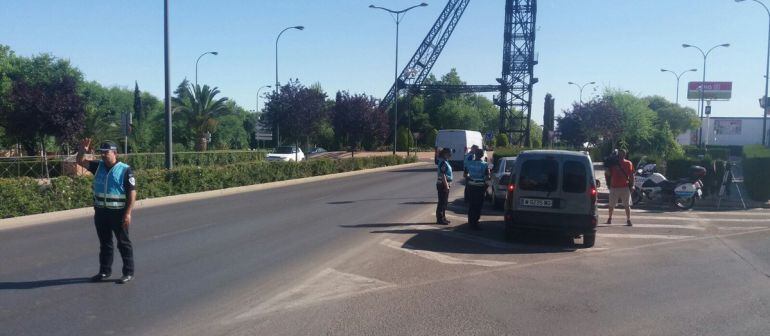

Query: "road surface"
left=2, top=163, right=769, bottom=335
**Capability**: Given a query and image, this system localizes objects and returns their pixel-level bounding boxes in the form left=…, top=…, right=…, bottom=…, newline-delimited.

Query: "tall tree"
left=6, top=75, right=85, bottom=155
left=262, top=80, right=328, bottom=148
left=543, top=93, right=555, bottom=147
left=133, top=81, right=142, bottom=123
left=333, top=91, right=389, bottom=150
left=172, top=83, right=229, bottom=151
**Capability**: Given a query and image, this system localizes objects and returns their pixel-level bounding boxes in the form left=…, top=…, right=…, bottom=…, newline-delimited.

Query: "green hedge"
left=665, top=157, right=725, bottom=197
left=124, top=150, right=267, bottom=170
left=0, top=155, right=416, bottom=218
left=743, top=145, right=770, bottom=202
left=682, top=145, right=733, bottom=161
left=492, top=147, right=526, bottom=167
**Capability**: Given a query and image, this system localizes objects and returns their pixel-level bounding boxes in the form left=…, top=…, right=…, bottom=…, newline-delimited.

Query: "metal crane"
left=378, top=0, right=538, bottom=146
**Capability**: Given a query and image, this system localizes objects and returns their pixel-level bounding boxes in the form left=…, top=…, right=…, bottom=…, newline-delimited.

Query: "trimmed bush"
left=123, top=150, right=267, bottom=170
left=0, top=155, right=417, bottom=218
left=495, top=133, right=509, bottom=148
left=492, top=147, right=526, bottom=168
left=682, top=145, right=732, bottom=161
left=743, top=145, right=770, bottom=202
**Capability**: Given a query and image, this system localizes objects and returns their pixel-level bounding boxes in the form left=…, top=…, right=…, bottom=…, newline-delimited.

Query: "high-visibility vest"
left=437, top=159, right=453, bottom=183
left=465, top=160, right=488, bottom=186
left=93, top=161, right=129, bottom=209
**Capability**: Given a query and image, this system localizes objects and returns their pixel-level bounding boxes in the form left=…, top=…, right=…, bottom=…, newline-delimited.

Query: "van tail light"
left=508, top=183, right=516, bottom=193
left=589, top=185, right=597, bottom=205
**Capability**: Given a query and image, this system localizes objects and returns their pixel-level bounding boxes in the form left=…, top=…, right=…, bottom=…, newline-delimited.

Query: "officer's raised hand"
left=80, top=138, right=93, bottom=153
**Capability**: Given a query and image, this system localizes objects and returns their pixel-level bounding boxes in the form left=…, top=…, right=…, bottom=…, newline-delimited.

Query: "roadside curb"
left=0, top=162, right=430, bottom=231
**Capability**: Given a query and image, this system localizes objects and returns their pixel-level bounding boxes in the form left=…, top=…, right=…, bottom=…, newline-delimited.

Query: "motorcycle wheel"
left=673, top=196, right=695, bottom=210
left=631, top=189, right=642, bottom=206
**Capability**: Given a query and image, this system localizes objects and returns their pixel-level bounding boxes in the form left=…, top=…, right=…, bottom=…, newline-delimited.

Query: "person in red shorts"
left=605, top=149, right=634, bottom=226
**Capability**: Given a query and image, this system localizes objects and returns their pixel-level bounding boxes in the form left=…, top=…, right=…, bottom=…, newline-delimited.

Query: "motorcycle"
left=631, top=165, right=706, bottom=210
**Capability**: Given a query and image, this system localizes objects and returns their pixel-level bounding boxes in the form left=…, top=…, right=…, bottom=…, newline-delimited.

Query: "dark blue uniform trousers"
left=94, top=208, right=134, bottom=276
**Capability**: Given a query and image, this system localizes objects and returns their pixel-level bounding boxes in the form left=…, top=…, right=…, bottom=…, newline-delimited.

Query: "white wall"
left=677, top=117, right=768, bottom=146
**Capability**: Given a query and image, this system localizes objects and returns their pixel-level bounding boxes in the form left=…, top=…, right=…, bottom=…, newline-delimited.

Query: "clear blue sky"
left=0, top=0, right=765, bottom=124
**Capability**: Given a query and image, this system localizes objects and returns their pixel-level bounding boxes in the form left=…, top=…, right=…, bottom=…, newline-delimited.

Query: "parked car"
left=266, top=146, right=305, bottom=162
left=306, top=147, right=328, bottom=159
left=489, top=156, right=517, bottom=209
left=307, top=147, right=327, bottom=155
left=504, top=150, right=599, bottom=248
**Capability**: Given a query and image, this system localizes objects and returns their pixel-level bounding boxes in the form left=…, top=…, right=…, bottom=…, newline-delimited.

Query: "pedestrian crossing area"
left=366, top=204, right=770, bottom=270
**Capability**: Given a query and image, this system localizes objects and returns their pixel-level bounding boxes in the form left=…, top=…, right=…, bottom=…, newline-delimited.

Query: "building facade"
left=676, top=117, right=768, bottom=146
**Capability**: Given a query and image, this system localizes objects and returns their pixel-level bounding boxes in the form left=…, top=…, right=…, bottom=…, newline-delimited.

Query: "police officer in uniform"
left=76, top=139, right=136, bottom=284
left=463, top=145, right=479, bottom=203
left=465, top=148, right=489, bottom=230
left=436, top=148, right=453, bottom=225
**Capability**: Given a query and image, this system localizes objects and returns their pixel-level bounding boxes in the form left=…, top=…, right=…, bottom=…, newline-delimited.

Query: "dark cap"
left=97, top=141, right=118, bottom=153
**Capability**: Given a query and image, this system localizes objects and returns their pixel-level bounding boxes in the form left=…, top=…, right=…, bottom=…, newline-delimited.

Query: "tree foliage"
left=262, top=79, right=328, bottom=148
left=332, top=91, right=389, bottom=150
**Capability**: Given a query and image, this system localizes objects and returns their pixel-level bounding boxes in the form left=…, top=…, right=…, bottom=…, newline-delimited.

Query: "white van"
left=435, top=129, right=485, bottom=169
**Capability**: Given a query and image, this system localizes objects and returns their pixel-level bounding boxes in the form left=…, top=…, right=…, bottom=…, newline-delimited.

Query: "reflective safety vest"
left=437, top=159, right=453, bottom=184
left=93, top=161, right=129, bottom=209
left=465, top=160, right=488, bottom=186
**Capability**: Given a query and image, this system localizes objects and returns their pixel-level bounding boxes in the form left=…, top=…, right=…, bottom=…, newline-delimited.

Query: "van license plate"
left=521, top=198, right=553, bottom=208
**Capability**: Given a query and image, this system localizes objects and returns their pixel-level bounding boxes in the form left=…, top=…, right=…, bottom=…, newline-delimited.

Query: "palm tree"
left=172, top=83, right=229, bottom=151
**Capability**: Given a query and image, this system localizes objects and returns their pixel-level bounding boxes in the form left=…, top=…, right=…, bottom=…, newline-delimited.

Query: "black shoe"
left=90, top=273, right=111, bottom=282
left=117, top=275, right=133, bottom=284
left=626, top=220, right=632, bottom=227
left=444, top=219, right=451, bottom=224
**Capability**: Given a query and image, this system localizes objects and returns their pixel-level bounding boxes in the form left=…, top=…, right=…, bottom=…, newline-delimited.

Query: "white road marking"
left=597, top=233, right=695, bottom=240
left=620, top=224, right=706, bottom=230
left=380, top=239, right=515, bottom=267
left=235, top=268, right=395, bottom=319
left=717, top=226, right=767, bottom=231
left=605, top=215, right=770, bottom=223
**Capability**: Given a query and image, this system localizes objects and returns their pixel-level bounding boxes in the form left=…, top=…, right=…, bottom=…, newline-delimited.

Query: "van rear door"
left=515, top=155, right=563, bottom=213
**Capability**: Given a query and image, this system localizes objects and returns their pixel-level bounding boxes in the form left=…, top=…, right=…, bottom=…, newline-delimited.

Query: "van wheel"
left=583, top=233, right=596, bottom=248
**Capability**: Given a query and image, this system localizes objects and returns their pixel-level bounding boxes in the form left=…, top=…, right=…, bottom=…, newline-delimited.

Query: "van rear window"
left=519, top=159, right=558, bottom=192
left=563, top=161, right=587, bottom=193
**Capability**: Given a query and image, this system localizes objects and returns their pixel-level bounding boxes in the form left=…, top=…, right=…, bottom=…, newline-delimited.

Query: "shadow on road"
left=0, top=277, right=93, bottom=290
left=341, top=222, right=438, bottom=228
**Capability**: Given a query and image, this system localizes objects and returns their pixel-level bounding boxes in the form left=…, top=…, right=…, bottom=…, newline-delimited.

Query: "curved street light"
left=660, top=68, right=698, bottom=104
left=370, top=2, right=428, bottom=155
left=682, top=43, right=730, bottom=147
left=195, top=51, right=218, bottom=87
left=256, top=85, right=272, bottom=113
left=567, top=81, right=596, bottom=103
left=735, top=0, right=770, bottom=145
left=274, top=25, right=304, bottom=146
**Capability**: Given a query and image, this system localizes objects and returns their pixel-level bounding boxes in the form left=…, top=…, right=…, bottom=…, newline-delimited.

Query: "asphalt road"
left=1, top=163, right=769, bottom=336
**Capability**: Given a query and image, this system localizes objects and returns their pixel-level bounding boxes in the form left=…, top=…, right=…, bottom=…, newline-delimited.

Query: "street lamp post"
left=567, top=81, right=596, bottom=103
left=660, top=68, right=698, bottom=104
left=683, top=43, right=730, bottom=147
left=370, top=2, right=428, bottom=155
left=164, top=0, right=172, bottom=169
left=275, top=25, right=304, bottom=146
left=256, top=85, right=271, bottom=113
left=735, top=0, right=770, bottom=146
left=195, top=51, right=218, bottom=87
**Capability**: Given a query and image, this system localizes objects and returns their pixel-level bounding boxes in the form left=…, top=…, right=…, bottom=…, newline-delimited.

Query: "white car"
left=266, top=146, right=305, bottom=162
left=489, top=156, right=517, bottom=209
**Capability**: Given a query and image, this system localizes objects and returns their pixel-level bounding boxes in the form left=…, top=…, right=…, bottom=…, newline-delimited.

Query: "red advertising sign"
left=687, top=81, right=732, bottom=100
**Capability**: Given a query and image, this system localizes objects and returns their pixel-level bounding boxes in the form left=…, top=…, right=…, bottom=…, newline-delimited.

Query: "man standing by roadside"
left=465, top=148, right=490, bottom=230
left=436, top=148, right=453, bottom=225
left=76, top=138, right=136, bottom=284
left=605, top=149, right=634, bottom=226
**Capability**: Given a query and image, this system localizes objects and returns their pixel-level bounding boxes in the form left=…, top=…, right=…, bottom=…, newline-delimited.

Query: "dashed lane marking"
left=380, top=238, right=515, bottom=267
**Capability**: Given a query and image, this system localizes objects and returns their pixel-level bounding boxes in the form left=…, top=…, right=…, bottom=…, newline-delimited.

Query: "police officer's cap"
left=97, top=141, right=119, bottom=153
